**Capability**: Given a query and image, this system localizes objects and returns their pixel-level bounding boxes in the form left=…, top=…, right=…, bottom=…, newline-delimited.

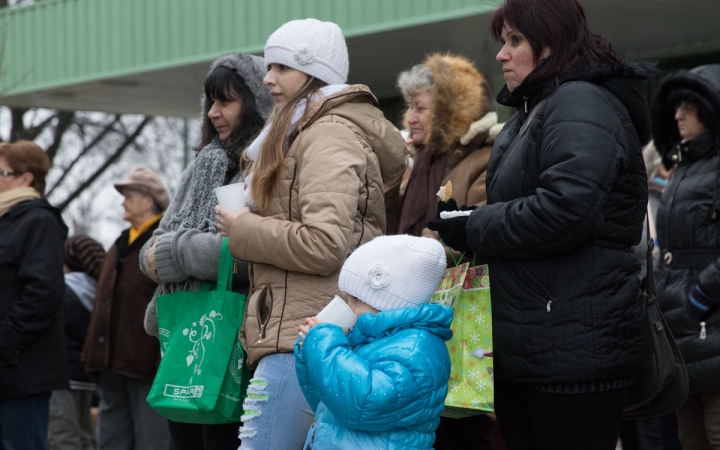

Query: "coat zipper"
left=524, top=97, right=529, bottom=113
left=700, top=322, right=707, bottom=340
left=546, top=300, right=552, bottom=312
left=256, top=287, right=274, bottom=344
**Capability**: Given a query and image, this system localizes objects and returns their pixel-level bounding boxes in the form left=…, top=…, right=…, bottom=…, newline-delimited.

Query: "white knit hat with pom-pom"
left=339, top=235, right=447, bottom=311
left=264, top=18, right=349, bottom=85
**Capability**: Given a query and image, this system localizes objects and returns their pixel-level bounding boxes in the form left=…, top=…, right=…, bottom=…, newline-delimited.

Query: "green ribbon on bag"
left=147, top=237, right=251, bottom=424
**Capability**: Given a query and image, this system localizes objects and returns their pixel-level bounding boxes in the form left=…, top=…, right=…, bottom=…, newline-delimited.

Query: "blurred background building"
left=1, top=0, right=719, bottom=122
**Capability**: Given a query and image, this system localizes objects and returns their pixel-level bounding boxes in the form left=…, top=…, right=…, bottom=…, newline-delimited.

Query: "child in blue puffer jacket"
left=295, top=235, right=453, bottom=450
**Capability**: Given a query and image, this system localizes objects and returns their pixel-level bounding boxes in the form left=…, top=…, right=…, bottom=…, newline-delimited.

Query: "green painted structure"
left=1, top=0, right=719, bottom=118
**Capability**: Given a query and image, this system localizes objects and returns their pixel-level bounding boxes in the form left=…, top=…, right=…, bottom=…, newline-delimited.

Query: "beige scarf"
left=0, top=187, right=41, bottom=217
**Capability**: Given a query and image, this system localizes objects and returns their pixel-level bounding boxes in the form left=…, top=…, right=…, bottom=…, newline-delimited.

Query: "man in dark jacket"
left=82, top=167, right=171, bottom=450
left=0, top=140, right=69, bottom=450
left=652, top=64, right=720, bottom=449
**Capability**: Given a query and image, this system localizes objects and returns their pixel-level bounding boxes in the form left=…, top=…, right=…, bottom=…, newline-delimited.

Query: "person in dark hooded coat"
left=428, top=0, right=653, bottom=448
left=652, top=64, right=720, bottom=449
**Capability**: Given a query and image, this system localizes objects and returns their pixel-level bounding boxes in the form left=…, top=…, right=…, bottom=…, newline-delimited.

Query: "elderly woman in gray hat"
left=139, top=53, right=273, bottom=450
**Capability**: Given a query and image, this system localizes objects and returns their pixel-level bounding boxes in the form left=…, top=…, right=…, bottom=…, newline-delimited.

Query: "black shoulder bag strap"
left=495, top=99, right=546, bottom=173
left=646, top=219, right=656, bottom=301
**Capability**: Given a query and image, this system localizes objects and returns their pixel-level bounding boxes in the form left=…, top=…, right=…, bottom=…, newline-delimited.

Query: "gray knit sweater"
left=139, top=160, right=249, bottom=336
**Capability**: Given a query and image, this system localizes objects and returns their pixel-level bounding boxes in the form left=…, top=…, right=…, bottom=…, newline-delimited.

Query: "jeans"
left=0, top=392, right=51, bottom=450
left=433, top=415, right=494, bottom=450
left=239, top=353, right=313, bottom=450
left=48, top=389, right=95, bottom=450
left=675, top=392, right=720, bottom=450
left=495, top=381, right=629, bottom=450
left=97, top=371, right=171, bottom=450
left=168, top=420, right=241, bottom=450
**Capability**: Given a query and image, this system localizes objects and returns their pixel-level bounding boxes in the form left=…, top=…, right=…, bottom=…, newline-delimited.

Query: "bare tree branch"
left=21, top=113, right=56, bottom=141
left=9, top=107, right=28, bottom=141
left=46, top=115, right=120, bottom=197
left=45, top=111, right=74, bottom=160
left=56, top=116, right=152, bottom=212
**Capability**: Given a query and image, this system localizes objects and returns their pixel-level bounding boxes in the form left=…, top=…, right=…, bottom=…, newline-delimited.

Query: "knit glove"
left=427, top=199, right=475, bottom=254
left=687, top=284, right=717, bottom=321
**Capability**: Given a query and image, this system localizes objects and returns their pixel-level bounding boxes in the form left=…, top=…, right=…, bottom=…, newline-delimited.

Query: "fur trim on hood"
left=651, top=64, right=720, bottom=161
left=408, top=53, right=495, bottom=155
left=200, top=53, right=274, bottom=121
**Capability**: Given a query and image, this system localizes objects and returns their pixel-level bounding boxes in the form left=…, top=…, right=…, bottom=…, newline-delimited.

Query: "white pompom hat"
left=264, top=18, right=349, bottom=85
left=339, top=235, right=447, bottom=311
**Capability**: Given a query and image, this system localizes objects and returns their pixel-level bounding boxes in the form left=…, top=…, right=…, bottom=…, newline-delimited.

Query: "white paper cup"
left=316, top=295, right=357, bottom=333
left=214, top=182, right=246, bottom=212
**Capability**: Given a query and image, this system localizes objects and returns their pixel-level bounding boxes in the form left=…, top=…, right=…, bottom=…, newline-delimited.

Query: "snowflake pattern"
left=470, top=332, right=480, bottom=343
left=469, top=303, right=479, bottom=313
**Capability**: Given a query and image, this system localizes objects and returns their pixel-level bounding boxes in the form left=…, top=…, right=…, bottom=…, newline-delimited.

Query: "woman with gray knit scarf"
left=139, top=53, right=273, bottom=450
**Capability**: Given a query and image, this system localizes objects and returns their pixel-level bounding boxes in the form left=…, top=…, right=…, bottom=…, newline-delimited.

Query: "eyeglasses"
left=0, top=170, right=17, bottom=177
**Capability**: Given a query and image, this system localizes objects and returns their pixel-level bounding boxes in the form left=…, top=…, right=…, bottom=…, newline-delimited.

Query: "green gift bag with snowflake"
left=147, top=237, right=251, bottom=424
left=431, top=262, right=493, bottom=418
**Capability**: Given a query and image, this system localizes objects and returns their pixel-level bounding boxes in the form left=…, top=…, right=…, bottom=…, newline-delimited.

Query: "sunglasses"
left=0, top=170, right=17, bottom=177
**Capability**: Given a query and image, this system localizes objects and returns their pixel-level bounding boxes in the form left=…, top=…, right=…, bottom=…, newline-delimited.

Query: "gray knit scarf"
left=153, top=140, right=235, bottom=299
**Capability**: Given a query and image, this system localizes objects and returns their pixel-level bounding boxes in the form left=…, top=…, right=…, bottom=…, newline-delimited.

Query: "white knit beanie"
left=264, top=18, right=349, bottom=85
left=339, top=235, right=447, bottom=311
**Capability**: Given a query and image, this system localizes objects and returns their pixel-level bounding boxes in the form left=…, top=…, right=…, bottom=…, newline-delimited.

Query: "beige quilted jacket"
left=228, top=85, right=406, bottom=367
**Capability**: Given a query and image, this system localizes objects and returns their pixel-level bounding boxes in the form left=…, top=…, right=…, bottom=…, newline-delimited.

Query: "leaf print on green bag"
left=183, top=310, right=223, bottom=378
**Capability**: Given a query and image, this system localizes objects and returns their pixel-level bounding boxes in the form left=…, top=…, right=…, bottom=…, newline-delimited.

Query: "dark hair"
left=196, top=66, right=266, bottom=155
left=0, top=140, right=51, bottom=195
left=491, top=0, right=618, bottom=83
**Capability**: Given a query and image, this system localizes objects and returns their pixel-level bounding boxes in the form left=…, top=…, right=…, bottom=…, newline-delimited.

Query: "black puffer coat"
left=0, top=199, right=69, bottom=398
left=653, top=64, right=720, bottom=395
left=466, top=62, right=654, bottom=385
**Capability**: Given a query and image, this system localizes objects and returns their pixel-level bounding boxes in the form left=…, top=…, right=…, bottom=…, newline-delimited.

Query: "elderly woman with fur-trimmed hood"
left=395, top=53, right=497, bottom=450
left=395, top=53, right=500, bottom=243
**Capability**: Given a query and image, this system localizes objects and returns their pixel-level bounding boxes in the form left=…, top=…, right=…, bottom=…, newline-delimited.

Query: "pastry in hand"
left=436, top=181, right=453, bottom=201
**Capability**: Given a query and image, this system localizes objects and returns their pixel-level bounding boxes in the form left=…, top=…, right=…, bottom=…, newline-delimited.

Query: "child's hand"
left=297, top=317, right=321, bottom=346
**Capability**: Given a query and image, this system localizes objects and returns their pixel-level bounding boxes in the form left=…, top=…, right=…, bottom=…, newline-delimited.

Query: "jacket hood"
left=500, top=60, right=657, bottom=145
left=651, top=64, right=720, bottom=163
left=347, top=303, right=453, bottom=347
left=406, top=53, right=495, bottom=155
left=298, top=84, right=407, bottom=184
left=200, top=53, right=275, bottom=121
left=6, top=198, right=68, bottom=237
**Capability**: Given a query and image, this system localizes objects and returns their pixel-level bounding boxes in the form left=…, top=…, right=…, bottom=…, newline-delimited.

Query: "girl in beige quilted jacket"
left=216, top=18, right=406, bottom=450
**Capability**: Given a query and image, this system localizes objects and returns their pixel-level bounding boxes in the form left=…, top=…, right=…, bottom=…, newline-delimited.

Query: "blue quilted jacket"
left=294, top=303, right=453, bottom=450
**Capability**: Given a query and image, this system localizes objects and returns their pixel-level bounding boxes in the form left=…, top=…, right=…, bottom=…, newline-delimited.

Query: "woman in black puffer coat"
left=652, top=64, right=720, bottom=449
left=428, top=0, right=652, bottom=448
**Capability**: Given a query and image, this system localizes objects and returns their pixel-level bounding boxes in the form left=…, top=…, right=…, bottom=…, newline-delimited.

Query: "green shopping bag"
left=431, top=262, right=494, bottom=418
left=147, top=237, right=251, bottom=424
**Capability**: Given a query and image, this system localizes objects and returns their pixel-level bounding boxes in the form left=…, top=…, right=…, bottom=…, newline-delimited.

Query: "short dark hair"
left=0, top=140, right=51, bottom=195
left=491, top=0, right=618, bottom=83
left=197, top=66, right=266, bottom=156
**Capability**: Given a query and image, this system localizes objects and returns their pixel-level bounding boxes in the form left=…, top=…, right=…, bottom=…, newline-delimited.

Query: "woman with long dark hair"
left=429, top=0, right=655, bottom=448
left=215, top=18, right=406, bottom=450
left=140, top=53, right=273, bottom=450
